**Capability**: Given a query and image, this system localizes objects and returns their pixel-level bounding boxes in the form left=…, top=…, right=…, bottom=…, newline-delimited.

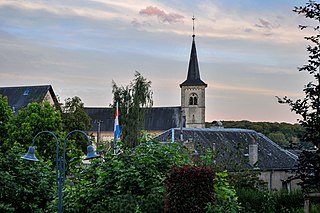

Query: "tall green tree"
left=7, top=102, right=64, bottom=161
left=282, top=0, right=320, bottom=148
left=62, top=96, right=92, bottom=153
left=0, top=95, right=14, bottom=147
left=112, top=71, right=153, bottom=148
left=280, top=0, right=320, bottom=192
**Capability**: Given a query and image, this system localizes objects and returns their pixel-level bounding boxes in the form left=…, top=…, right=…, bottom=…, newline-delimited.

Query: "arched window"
left=189, top=93, right=198, bottom=106
left=189, top=97, right=193, bottom=105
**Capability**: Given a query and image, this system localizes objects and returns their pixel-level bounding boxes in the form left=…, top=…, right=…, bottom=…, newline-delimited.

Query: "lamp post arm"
left=62, top=130, right=91, bottom=181
left=31, top=130, right=60, bottom=185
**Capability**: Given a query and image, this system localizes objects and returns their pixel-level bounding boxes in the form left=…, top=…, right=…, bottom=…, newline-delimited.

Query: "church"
left=84, top=28, right=207, bottom=141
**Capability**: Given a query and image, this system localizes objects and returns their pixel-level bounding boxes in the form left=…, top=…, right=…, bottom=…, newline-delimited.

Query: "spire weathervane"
left=192, top=16, right=195, bottom=38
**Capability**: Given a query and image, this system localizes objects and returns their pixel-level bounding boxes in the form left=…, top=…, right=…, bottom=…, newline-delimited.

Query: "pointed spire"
left=192, top=15, right=195, bottom=38
left=180, top=16, right=207, bottom=88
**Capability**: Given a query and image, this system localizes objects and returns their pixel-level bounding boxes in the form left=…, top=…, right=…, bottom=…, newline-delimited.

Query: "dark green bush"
left=164, top=165, right=215, bottom=213
left=237, top=189, right=303, bottom=213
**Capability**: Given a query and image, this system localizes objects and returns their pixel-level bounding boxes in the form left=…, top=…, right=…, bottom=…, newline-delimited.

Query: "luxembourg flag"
left=114, top=102, right=120, bottom=141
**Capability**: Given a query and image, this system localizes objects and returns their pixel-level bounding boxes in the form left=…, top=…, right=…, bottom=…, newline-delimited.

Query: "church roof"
left=154, top=128, right=298, bottom=171
left=0, top=85, right=60, bottom=112
left=180, top=36, right=207, bottom=87
left=84, top=106, right=183, bottom=132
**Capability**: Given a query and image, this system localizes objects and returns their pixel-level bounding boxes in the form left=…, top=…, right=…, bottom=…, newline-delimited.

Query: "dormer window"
left=23, top=89, right=30, bottom=96
left=189, top=93, right=198, bottom=105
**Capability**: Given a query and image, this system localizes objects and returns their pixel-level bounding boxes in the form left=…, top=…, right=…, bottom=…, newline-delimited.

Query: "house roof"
left=84, top=106, right=183, bottom=132
left=0, top=85, right=60, bottom=111
left=154, top=128, right=298, bottom=171
left=180, top=36, right=207, bottom=87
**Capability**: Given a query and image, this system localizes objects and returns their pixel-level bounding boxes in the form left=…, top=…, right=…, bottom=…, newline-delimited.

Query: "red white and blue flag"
left=114, top=102, right=120, bottom=141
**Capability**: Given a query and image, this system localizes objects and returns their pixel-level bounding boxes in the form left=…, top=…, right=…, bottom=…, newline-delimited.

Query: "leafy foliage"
left=63, top=139, right=191, bottom=212
left=206, top=171, right=240, bottom=213
left=277, top=0, right=320, bottom=192
left=5, top=102, right=64, bottom=162
left=0, top=144, right=55, bottom=213
left=164, top=165, right=215, bottom=213
left=0, top=95, right=14, bottom=147
left=62, top=96, right=92, bottom=153
left=211, top=120, right=306, bottom=148
left=282, top=0, right=320, bottom=148
left=296, top=150, right=320, bottom=192
left=237, top=189, right=303, bottom=213
left=112, top=71, right=153, bottom=148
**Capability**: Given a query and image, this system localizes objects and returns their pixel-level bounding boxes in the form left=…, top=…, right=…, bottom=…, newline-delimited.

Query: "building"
left=155, top=127, right=300, bottom=190
left=85, top=29, right=206, bottom=141
left=0, top=85, right=60, bottom=112
left=84, top=106, right=183, bottom=141
left=180, top=33, right=207, bottom=128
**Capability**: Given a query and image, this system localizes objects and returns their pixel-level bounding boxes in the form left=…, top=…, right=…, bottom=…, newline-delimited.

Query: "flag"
left=114, top=102, right=120, bottom=141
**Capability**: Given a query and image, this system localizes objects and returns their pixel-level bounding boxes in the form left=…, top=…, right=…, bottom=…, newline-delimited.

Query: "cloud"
left=252, top=18, right=281, bottom=37
left=131, top=18, right=151, bottom=28
left=255, top=18, right=272, bottom=29
left=139, top=6, right=184, bottom=24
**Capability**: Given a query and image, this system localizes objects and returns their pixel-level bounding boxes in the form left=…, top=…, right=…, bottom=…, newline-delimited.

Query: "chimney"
left=249, top=139, right=258, bottom=166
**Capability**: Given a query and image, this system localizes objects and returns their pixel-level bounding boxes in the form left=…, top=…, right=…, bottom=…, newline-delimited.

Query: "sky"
left=0, top=0, right=316, bottom=123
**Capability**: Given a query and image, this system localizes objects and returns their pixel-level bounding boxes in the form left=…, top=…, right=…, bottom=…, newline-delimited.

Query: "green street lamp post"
left=21, top=130, right=100, bottom=213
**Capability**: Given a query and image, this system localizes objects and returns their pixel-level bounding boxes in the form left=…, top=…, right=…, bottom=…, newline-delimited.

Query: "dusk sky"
left=0, top=0, right=315, bottom=123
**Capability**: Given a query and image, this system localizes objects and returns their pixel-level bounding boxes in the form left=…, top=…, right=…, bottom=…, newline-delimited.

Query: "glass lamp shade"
left=21, top=146, right=39, bottom=161
left=84, top=145, right=100, bottom=160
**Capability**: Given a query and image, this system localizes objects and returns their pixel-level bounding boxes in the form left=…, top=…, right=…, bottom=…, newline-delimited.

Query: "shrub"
left=237, top=189, right=303, bottom=213
left=206, top=171, right=240, bottom=213
left=63, top=140, right=192, bottom=212
left=164, top=165, right=215, bottom=213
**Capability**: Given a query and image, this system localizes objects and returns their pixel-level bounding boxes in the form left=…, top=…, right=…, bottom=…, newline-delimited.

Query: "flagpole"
left=114, top=102, right=120, bottom=154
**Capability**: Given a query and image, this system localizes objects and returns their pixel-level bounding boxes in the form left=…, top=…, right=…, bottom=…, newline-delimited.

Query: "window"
left=23, top=89, right=30, bottom=96
left=189, top=93, right=198, bottom=105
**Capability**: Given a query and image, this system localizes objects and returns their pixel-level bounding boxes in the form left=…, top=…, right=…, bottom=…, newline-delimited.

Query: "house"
left=154, top=127, right=300, bottom=190
left=0, top=85, right=60, bottom=112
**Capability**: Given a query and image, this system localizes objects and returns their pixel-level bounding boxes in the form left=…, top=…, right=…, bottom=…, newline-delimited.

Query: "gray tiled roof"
left=0, top=85, right=60, bottom=111
left=154, top=128, right=298, bottom=171
left=84, top=106, right=183, bottom=132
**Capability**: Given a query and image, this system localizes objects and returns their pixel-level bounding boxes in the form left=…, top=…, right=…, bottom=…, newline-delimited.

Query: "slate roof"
left=180, top=36, right=207, bottom=87
left=154, top=128, right=298, bottom=171
left=84, top=106, right=183, bottom=132
left=0, top=85, right=60, bottom=112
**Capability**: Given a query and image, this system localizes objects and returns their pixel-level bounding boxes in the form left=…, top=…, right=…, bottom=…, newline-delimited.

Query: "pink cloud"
left=139, top=6, right=184, bottom=24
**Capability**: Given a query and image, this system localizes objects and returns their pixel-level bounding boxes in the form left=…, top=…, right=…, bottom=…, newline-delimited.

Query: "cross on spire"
left=192, top=16, right=195, bottom=38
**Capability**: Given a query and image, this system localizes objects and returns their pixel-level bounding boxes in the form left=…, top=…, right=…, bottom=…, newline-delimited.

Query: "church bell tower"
left=180, top=17, right=207, bottom=128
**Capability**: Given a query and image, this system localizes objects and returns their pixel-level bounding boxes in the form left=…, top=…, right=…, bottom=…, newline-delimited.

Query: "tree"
left=0, top=144, right=55, bottom=212
left=62, top=96, right=92, bottom=153
left=6, top=102, right=63, bottom=161
left=282, top=0, right=320, bottom=148
left=280, top=0, right=320, bottom=192
left=0, top=95, right=14, bottom=147
left=112, top=71, right=153, bottom=148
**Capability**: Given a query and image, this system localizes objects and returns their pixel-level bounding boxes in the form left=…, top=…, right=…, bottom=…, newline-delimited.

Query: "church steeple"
left=180, top=16, right=207, bottom=88
left=180, top=16, right=207, bottom=128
